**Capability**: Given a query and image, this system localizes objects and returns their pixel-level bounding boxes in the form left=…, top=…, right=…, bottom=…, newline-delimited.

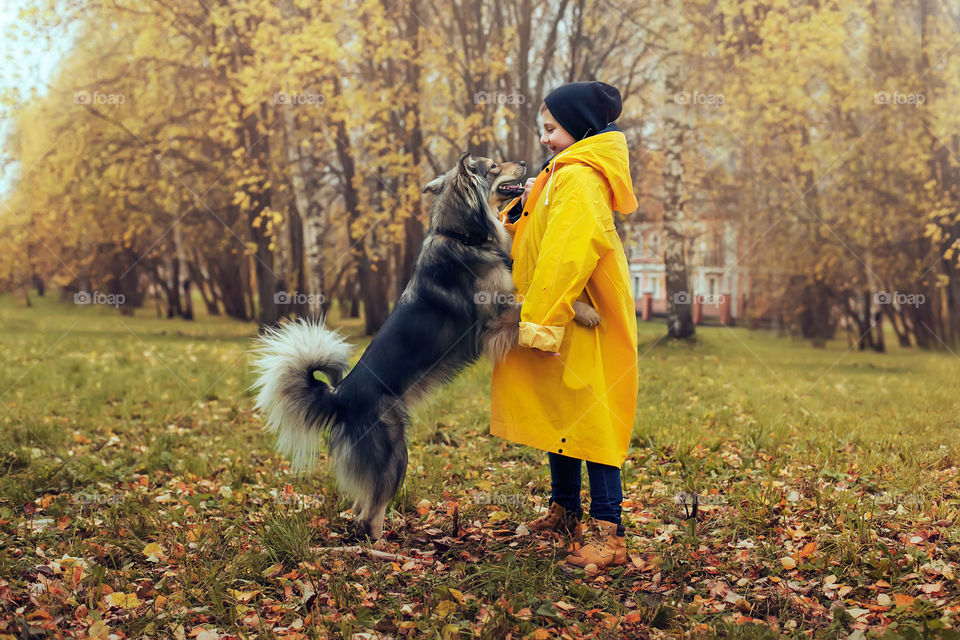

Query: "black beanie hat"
left=543, top=81, right=622, bottom=141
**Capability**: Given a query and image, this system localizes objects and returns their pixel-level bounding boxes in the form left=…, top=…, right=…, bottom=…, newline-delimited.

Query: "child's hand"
left=520, top=178, right=536, bottom=207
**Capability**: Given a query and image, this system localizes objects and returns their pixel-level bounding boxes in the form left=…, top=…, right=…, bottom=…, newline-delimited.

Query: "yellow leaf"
left=87, top=620, right=111, bottom=640
left=142, top=542, right=164, bottom=562
left=108, top=592, right=140, bottom=609
left=441, top=623, right=460, bottom=640
left=434, top=600, right=457, bottom=618
left=227, top=588, right=258, bottom=603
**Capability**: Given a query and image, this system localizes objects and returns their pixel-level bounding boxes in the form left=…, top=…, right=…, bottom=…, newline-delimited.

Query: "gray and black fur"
left=251, top=153, right=602, bottom=540
left=251, top=154, right=525, bottom=540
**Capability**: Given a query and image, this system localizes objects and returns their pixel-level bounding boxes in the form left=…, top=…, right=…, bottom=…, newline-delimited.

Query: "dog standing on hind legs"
left=251, top=153, right=600, bottom=541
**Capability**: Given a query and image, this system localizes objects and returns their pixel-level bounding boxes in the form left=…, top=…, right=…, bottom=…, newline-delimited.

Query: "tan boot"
left=564, top=518, right=627, bottom=571
left=526, top=501, right=583, bottom=538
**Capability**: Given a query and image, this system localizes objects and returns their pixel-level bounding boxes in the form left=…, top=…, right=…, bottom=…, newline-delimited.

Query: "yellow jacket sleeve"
left=518, top=166, right=612, bottom=352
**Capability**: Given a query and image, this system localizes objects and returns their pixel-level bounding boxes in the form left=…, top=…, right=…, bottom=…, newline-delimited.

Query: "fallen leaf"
left=434, top=600, right=457, bottom=618
left=107, top=592, right=140, bottom=609
left=894, top=593, right=915, bottom=607
left=87, top=621, right=110, bottom=640
left=142, top=542, right=164, bottom=562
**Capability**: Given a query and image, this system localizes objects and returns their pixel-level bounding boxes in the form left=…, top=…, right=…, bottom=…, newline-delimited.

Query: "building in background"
left=628, top=218, right=754, bottom=326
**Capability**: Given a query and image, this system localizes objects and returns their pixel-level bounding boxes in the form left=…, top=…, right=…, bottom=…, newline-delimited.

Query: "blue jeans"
left=548, top=452, right=623, bottom=527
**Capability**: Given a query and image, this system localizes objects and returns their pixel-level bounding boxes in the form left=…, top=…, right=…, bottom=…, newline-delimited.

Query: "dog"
left=251, top=153, right=599, bottom=540
left=487, top=160, right=527, bottom=210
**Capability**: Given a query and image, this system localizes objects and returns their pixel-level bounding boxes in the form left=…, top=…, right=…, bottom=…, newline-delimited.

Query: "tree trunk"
left=333, top=105, right=389, bottom=333
left=662, top=70, right=694, bottom=339
left=396, top=0, right=426, bottom=295
left=281, top=101, right=314, bottom=317
left=173, top=220, right=193, bottom=320
left=241, top=108, right=280, bottom=327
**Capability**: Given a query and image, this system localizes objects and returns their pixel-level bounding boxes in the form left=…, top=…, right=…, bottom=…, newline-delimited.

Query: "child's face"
left=539, top=107, right=576, bottom=156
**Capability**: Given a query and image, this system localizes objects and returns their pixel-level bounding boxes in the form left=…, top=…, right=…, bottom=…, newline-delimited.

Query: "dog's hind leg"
left=358, top=437, right=408, bottom=540
left=359, top=497, right=390, bottom=541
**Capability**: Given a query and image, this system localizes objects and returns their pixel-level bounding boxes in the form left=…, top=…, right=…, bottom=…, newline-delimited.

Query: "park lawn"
left=1, top=293, right=959, bottom=639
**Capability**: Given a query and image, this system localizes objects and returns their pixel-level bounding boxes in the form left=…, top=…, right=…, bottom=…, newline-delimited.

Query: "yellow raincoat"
left=490, top=130, right=639, bottom=468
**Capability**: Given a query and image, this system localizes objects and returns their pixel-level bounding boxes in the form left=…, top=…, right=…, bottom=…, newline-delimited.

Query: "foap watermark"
left=474, top=291, right=523, bottom=305
left=673, top=491, right=728, bottom=506
left=672, top=292, right=726, bottom=305
left=474, top=91, right=526, bottom=106
left=274, top=291, right=326, bottom=306
left=874, top=91, right=925, bottom=107
left=874, top=291, right=925, bottom=308
left=72, top=492, right=126, bottom=508
left=673, top=91, right=725, bottom=107
left=74, top=91, right=125, bottom=108
left=473, top=491, right=526, bottom=507
left=274, top=91, right=325, bottom=108
left=673, top=491, right=728, bottom=519
left=74, top=291, right=125, bottom=308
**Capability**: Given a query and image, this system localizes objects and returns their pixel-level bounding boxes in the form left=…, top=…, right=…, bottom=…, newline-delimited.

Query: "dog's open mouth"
left=496, top=182, right=524, bottom=197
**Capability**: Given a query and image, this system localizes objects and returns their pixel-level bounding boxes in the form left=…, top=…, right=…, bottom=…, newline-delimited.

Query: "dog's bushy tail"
left=250, top=318, right=351, bottom=471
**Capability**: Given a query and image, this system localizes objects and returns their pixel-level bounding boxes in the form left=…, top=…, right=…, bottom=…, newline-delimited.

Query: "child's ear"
left=423, top=176, right=445, bottom=194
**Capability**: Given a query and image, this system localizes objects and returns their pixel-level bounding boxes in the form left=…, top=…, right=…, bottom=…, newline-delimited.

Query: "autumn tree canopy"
left=2, top=0, right=958, bottom=347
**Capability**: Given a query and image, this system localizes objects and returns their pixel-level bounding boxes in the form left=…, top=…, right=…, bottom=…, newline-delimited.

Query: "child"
left=490, top=81, right=639, bottom=571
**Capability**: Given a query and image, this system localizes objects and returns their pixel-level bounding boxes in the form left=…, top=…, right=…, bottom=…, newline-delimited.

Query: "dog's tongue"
left=497, top=183, right=524, bottom=197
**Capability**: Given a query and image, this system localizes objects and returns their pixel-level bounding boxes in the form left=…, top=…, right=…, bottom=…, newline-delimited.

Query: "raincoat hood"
left=543, top=129, right=638, bottom=216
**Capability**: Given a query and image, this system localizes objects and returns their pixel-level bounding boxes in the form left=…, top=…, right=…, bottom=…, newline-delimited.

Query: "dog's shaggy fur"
left=251, top=153, right=597, bottom=540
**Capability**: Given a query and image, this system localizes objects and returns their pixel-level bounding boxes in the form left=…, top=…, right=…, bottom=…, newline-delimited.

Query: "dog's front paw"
left=572, top=301, right=601, bottom=327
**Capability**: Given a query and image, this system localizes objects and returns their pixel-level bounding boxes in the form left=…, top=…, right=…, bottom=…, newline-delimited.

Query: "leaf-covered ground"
left=2, top=295, right=960, bottom=639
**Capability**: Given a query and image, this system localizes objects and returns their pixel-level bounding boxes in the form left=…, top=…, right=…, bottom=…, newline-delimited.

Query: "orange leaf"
left=799, top=541, right=817, bottom=558
left=894, top=594, right=915, bottom=607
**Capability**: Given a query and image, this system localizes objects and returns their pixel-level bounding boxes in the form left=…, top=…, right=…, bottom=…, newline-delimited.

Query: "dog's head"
left=488, top=161, right=526, bottom=207
left=422, top=153, right=526, bottom=240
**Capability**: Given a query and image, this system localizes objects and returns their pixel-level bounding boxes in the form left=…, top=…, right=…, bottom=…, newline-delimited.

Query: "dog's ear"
left=457, top=152, right=473, bottom=174
left=423, top=176, right=445, bottom=194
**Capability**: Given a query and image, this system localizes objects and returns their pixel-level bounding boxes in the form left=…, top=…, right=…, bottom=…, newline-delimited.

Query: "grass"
left=1, top=292, right=959, bottom=638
